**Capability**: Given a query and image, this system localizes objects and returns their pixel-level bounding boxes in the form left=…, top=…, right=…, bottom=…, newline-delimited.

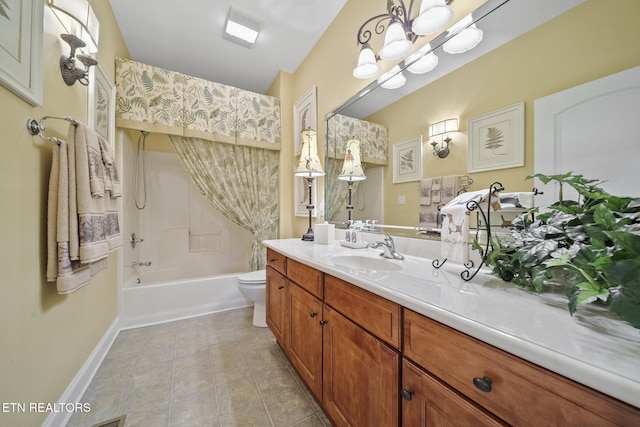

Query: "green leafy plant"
left=479, top=172, right=640, bottom=328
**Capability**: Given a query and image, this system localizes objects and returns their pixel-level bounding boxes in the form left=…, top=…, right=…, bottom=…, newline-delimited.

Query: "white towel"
left=499, top=192, right=535, bottom=209
left=440, top=190, right=500, bottom=264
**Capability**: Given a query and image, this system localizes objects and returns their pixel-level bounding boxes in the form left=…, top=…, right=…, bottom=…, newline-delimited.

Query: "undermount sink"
left=329, top=253, right=404, bottom=272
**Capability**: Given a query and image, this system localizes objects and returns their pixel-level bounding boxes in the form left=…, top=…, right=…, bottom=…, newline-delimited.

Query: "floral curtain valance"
left=327, top=113, right=388, bottom=165
left=115, top=58, right=281, bottom=151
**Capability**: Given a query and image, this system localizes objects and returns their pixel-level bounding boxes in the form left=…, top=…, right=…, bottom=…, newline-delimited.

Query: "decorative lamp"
left=412, top=0, right=454, bottom=35
left=294, top=129, right=325, bottom=241
left=429, top=118, right=458, bottom=158
left=353, top=43, right=381, bottom=79
left=378, top=65, right=407, bottom=89
left=338, top=138, right=367, bottom=221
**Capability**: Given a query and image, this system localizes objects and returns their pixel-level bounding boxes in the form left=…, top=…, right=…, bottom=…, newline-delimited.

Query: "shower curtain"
left=170, top=136, right=279, bottom=271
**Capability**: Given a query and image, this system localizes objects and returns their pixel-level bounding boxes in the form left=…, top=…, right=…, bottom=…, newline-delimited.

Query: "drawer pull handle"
left=310, top=312, right=317, bottom=318
left=473, top=376, right=493, bottom=393
left=278, top=286, right=285, bottom=290
left=401, top=388, right=414, bottom=401
left=319, top=320, right=327, bottom=326
left=269, top=258, right=276, bottom=263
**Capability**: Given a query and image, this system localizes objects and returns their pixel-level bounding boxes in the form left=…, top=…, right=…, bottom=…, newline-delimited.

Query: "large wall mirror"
left=324, top=0, right=588, bottom=236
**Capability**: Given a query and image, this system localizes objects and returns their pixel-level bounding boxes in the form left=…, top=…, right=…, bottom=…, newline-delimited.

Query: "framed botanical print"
left=0, top=0, right=43, bottom=105
left=89, top=63, right=115, bottom=147
left=393, top=136, right=422, bottom=183
left=293, top=85, right=317, bottom=156
left=467, top=102, right=525, bottom=173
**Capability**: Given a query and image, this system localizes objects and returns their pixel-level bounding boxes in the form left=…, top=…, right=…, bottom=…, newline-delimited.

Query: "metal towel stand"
left=26, top=116, right=77, bottom=145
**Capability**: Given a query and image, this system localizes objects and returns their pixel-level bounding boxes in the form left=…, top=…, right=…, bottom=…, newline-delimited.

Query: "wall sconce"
left=338, top=138, right=367, bottom=222
left=59, top=33, right=97, bottom=86
left=294, top=129, right=325, bottom=241
left=429, top=118, right=458, bottom=158
left=48, top=0, right=100, bottom=86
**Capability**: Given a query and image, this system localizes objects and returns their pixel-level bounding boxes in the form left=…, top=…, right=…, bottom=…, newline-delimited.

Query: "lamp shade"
left=338, top=139, right=366, bottom=181
left=294, top=129, right=325, bottom=177
left=353, top=43, right=381, bottom=79
left=405, top=43, right=439, bottom=74
left=412, top=0, right=454, bottom=36
left=378, top=65, right=406, bottom=89
left=443, top=16, right=483, bottom=54
left=378, top=19, right=412, bottom=60
left=429, top=118, right=459, bottom=137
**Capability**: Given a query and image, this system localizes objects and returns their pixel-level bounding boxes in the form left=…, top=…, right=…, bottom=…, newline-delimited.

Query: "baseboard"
left=42, top=317, right=121, bottom=427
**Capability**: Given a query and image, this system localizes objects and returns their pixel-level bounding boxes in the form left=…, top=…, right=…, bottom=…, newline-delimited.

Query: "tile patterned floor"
left=67, top=307, right=332, bottom=427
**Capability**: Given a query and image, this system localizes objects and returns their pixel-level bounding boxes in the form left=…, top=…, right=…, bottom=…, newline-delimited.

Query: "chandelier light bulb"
left=412, top=0, right=454, bottom=36
left=405, top=43, right=439, bottom=74
left=378, top=20, right=412, bottom=60
left=353, top=44, right=381, bottom=79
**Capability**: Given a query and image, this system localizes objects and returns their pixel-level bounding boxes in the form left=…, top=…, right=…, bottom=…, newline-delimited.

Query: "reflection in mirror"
left=324, top=0, right=585, bottom=235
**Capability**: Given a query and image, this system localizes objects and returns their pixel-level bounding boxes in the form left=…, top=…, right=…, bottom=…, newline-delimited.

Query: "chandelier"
left=353, top=0, right=455, bottom=79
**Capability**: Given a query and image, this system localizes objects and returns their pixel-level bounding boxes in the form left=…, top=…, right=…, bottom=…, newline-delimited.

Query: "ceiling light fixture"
left=223, top=8, right=260, bottom=49
left=443, top=14, right=483, bottom=54
left=353, top=0, right=454, bottom=79
left=404, top=43, right=439, bottom=74
left=378, top=65, right=407, bottom=89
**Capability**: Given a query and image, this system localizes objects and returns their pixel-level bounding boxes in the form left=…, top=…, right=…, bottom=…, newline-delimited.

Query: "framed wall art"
left=89, top=63, right=116, bottom=147
left=467, top=102, right=525, bottom=173
left=0, top=0, right=44, bottom=105
left=392, top=136, right=422, bottom=183
left=293, top=85, right=317, bottom=156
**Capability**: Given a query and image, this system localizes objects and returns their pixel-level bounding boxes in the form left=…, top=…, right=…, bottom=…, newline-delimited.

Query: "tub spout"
left=132, top=261, right=152, bottom=267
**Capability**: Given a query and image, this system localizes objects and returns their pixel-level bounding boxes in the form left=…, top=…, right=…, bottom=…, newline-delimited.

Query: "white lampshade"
left=405, top=43, right=439, bottom=74
left=48, top=0, right=100, bottom=52
left=429, top=118, right=459, bottom=137
left=443, top=15, right=483, bottom=54
left=378, top=65, right=406, bottom=89
left=353, top=43, right=381, bottom=79
left=294, top=129, right=325, bottom=177
left=412, top=0, right=454, bottom=36
left=338, top=139, right=366, bottom=181
left=378, top=20, right=412, bottom=60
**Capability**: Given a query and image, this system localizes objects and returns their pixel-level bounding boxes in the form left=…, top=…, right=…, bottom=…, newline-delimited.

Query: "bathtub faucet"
left=132, top=261, right=152, bottom=267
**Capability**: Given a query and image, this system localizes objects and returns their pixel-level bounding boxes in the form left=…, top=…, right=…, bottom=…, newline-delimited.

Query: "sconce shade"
left=378, top=20, right=412, bottom=60
left=443, top=15, right=483, bottom=54
left=378, top=65, right=407, bottom=89
left=49, top=0, right=100, bottom=52
left=353, top=44, right=381, bottom=79
left=429, top=118, right=459, bottom=137
left=412, top=0, right=454, bottom=36
left=294, top=129, right=325, bottom=177
left=405, top=43, right=439, bottom=74
left=338, top=139, right=366, bottom=181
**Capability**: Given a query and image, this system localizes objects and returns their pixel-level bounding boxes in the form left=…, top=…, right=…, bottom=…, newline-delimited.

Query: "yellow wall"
left=288, top=0, right=640, bottom=230
left=0, top=2, right=128, bottom=426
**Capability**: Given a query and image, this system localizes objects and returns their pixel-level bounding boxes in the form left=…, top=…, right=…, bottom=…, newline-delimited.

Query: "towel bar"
left=26, top=115, right=77, bottom=145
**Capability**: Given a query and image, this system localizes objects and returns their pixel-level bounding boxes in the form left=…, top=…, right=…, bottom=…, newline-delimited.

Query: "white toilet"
left=237, top=269, right=267, bottom=327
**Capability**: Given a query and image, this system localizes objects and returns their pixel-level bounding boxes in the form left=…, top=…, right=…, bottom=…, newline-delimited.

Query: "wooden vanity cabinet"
left=403, top=309, right=640, bottom=426
left=402, top=359, right=506, bottom=427
left=265, top=266, right=287, bottom=347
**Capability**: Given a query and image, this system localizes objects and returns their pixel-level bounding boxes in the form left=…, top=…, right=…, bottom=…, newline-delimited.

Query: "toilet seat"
left=238, top=269, right=266, bottom=285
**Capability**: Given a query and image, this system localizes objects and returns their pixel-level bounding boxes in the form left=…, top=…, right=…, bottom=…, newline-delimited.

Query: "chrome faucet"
left=371, top=235, right=404, bottom=260
left=132, top=261, right=151, bottom=267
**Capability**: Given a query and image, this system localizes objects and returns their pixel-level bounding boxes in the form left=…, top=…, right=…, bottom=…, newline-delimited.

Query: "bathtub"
left=120, top=273, right=251, bottom=328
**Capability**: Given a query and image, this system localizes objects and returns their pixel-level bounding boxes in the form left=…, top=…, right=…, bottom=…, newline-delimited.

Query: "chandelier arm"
left=356, top=13, right=395, bottom=46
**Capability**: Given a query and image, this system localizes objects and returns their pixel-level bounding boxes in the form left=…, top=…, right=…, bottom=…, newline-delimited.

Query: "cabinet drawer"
left=266, top=248, right=286, bottom=275
left=324, top=274, right=401, bottom=349
left=287, top=258, right=323, bottom=299
left=403, top=309, right=640, bottom=426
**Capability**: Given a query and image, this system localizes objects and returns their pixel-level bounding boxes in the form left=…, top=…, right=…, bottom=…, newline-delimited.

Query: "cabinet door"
left=402, top=359, right=506, bottom=427
left=266, top=266, right=287, bottom=347
left=323, top=305, right=400, bottom=427
left=288, top=283, right=323, bottom=399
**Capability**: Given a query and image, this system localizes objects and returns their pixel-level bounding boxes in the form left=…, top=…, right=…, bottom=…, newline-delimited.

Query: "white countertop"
left=263, top=238, right=640, bottom=409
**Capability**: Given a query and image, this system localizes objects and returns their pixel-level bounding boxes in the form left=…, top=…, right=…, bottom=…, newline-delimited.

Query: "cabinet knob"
left=319, top=320, right=327, bottom=326
left=401, top=388, right=414, bottom=401
left=269, top=258, right=276, bottom=263
left=473, top=376, right=493, bottom=393
left=310, top=312, right=317, bottom=318
left=278, top=285, right=284, bottom=290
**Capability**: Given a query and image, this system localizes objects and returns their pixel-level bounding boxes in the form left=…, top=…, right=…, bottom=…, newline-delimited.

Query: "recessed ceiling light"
left=223, top=8, right=260, bottom=49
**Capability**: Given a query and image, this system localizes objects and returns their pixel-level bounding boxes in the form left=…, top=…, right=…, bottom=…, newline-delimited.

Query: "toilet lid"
left=238, top=269, right=266, bottom=284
